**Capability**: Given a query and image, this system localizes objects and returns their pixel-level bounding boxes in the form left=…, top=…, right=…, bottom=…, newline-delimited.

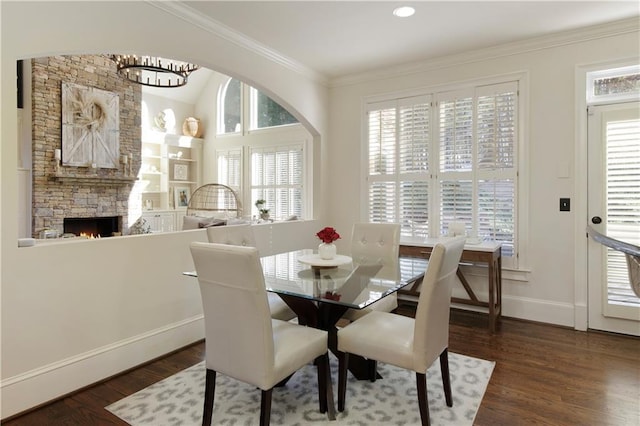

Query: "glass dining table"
left=263, top=250, right=428, bottom=377
left=186, top=249, right=428, bottom=379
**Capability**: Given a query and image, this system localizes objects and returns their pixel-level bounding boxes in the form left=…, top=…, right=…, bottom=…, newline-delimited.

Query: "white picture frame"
left=174, top=186, right=191, bottom=208
left=174, top=163, right=188, bottom=181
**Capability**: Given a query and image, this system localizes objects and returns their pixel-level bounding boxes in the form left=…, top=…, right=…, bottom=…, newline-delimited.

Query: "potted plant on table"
left=255, top=199, right=270, bottom=221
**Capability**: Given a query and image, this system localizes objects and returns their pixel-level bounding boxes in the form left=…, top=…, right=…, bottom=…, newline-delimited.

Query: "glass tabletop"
left=260, top=249, right=428, bottom=309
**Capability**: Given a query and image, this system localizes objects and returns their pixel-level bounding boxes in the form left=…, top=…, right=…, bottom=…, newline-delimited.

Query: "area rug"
left=106, top=353, right=494, bottom=425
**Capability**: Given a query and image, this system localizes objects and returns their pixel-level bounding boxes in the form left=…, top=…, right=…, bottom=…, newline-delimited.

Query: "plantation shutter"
left=251, top=144, right=303, bottom=219
left=366, top=81, right=519, bottom=267
left=476, top=82, right=518, bottom=257
left=367, top=96, right=431, bottom=237
left=438, top=89, right=474, bottom=236
left=606, top=115, right=640, bottom=304
left=216, top=148, right=242, bottom=195
left=437, top=82, right=518, bottom=261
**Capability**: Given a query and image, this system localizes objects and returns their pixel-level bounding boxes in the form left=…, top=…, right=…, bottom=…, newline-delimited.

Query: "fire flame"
left=79, top=233, right=100, bottom=239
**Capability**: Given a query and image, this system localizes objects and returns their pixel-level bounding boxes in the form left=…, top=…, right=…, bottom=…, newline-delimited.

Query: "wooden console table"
left=399, top=239, right=502, bottom=333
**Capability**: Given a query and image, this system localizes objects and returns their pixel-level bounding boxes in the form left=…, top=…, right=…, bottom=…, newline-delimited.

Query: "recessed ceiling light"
left=393, top=6, right=415, bottom=18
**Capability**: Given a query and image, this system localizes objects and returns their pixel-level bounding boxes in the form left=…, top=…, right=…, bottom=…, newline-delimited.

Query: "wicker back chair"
left=186, top=183, right=242, bottom=219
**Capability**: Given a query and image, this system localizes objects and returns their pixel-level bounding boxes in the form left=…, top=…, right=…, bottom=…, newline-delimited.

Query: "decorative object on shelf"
left=144, top=199, right=153, bottom=210
left=61, top=82, right=119, bottom=169
left=154, top=111, right=167, bottom=132
left=174, top=163, right=188, bottom=181
left=175, top=186, right=191, bottom=208
left=182, top=117, right=203, bottom=138
left=129, top=218, right=151, bottom=235
left=111, top=55, right=199, bottom=88
left=255, top=199, right=270, bottom=221
left=316, top=226, right=341, bottom=260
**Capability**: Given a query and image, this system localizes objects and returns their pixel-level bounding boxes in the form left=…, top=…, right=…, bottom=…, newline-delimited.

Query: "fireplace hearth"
left=64, top=216, right=121, bottom=238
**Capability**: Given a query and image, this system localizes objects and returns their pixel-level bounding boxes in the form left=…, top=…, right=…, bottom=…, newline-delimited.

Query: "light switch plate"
left=560, top=198, right=570, bottom=212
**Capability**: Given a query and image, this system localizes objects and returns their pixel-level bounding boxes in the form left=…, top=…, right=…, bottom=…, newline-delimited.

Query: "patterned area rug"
left=106, top=353, right=494, bottom=425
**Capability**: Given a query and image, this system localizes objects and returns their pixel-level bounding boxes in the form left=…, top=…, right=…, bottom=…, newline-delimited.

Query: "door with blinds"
left=587, top=102, right=640, bottom=335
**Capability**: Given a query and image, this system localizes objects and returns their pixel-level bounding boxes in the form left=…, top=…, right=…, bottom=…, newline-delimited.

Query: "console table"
left=399, top=238, right=502, bottom=333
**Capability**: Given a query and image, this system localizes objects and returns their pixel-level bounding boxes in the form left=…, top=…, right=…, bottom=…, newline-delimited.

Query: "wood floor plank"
left=3, top=308, right=639, bottom=425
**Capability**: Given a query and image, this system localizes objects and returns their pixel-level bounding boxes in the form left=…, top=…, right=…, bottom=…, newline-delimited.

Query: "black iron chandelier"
left=111, top=55, right=199, bottom=88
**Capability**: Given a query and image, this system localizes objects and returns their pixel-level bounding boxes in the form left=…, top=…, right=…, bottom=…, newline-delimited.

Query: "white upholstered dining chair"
left=206, top=224, right=296, bottom=322
left=190, top=242, right=330, bottom=426
left=342, top=222, right=401, bottom=321
left=337, top=236, right=466, bottom=426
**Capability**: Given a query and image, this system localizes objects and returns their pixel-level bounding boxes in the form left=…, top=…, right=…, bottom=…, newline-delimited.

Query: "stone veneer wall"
left=31, top=55, right=141, bottom=237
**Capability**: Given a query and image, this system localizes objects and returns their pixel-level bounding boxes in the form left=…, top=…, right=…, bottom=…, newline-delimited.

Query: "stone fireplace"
left=30, top=54, right=141, bottom=237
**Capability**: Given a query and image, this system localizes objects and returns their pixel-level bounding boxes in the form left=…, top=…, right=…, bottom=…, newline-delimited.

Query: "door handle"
left=591, top=216, right=602, bottom=224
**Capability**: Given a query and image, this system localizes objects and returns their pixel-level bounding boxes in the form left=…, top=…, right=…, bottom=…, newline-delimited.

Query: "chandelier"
left=111, top=55, right=199, bottom=88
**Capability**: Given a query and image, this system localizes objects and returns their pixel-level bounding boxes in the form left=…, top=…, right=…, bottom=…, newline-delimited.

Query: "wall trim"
left=147, top=1, right=328, bottom=87
left=0, top=316, right=204, bottom=420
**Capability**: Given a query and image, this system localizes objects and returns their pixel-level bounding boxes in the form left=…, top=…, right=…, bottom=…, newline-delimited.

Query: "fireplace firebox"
left=63, top=216, right=121, bottom=237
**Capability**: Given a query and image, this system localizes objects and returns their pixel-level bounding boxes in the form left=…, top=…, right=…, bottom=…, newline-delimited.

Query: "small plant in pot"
left=255, top=199, right=270, bottom=221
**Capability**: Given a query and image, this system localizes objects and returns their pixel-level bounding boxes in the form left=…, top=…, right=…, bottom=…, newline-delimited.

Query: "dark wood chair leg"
left=259, top=388, right=273, bottom=426
left=202, top=369, right=216, bottom=426
left=439, top=348, right=453, bottom=407
left=315, top=354, right=328, bottom=413
left=337, top=351, right=349, bottom=412
left=416, top=372, right=430, bottom=426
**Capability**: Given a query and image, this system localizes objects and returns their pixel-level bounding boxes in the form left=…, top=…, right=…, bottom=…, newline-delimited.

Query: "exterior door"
left=587, top=102, right=640, bottom=335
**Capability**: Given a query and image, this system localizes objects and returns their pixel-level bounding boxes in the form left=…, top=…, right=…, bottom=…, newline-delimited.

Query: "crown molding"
left=331, top=17, right=640, bottom=88
left=146, top=1, right=329, bottom=87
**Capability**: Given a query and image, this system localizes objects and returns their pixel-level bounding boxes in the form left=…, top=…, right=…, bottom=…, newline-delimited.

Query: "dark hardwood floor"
left=4, top=307, right=639, bottom=425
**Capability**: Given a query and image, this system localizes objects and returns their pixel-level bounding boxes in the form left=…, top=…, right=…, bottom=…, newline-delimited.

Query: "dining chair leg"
left=337, top=351, right=349, bottom=412
left=202, top=369, right=216, bottom=426
left=416, top=372, right=430, bottom=426
left=259, top=388, right=273, bottom=426
left=315, top=353, right=329, bottom=413
left=439, top=348, right=453, bottom=407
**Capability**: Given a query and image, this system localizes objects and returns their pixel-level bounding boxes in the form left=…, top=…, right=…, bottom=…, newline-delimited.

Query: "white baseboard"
left=501, top=295, right=575, bottom=327
left=399, top=293, right=576, bottom=328
left=1, top=316, right=204, bottom=420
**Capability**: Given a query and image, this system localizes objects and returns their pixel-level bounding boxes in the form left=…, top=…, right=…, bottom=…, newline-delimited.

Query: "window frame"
left=586, top=64, right=640, bottom=105
left=362, top=72, right=529, bottom=271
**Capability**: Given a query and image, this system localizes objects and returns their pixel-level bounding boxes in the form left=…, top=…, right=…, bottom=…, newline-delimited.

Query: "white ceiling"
left=144, top=0, right=639, bottom=102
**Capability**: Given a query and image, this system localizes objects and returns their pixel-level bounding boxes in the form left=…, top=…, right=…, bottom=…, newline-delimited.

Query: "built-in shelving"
left=138, top=129, right=203, bottom=212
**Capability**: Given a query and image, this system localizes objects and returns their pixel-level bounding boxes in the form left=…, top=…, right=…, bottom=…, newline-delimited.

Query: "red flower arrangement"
left=316, top=227, right=341, bottom=244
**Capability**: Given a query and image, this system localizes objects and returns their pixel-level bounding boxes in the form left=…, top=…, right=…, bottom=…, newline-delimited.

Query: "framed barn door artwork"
left=62, top=82, right=119, bottom=168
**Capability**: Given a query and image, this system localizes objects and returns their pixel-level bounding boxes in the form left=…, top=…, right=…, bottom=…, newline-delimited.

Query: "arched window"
left=216, top=77, right=307, bottom=220
left=221, top=78, right=241, bottom=134
left=250, top=87, right=298, bottom=129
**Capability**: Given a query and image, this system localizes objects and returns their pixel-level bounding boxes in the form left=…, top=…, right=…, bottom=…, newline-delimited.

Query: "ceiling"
left=144, top=1, right=639, bottom=102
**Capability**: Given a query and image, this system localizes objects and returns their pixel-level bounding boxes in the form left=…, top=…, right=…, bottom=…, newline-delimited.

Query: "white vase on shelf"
left=318, top=242, right=337, bottom=260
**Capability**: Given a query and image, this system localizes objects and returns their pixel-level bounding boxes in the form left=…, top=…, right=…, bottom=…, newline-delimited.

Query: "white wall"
left=327, top=22, right=639, bottom=328
left=0, top=1, right=327, bottom=419
left=141, top=92, right=197, bottom=136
